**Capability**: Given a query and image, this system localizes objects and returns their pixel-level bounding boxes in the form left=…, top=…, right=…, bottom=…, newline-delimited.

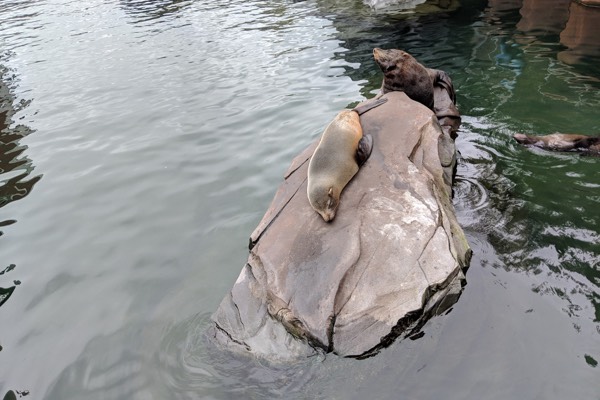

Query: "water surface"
left=0, top=0, right=598, bottom=398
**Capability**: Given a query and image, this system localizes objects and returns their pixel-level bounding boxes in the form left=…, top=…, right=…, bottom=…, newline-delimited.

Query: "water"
left=0, top=0, right=598, bottom=398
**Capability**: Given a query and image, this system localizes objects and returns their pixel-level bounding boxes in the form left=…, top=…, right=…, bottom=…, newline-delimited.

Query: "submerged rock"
left=210, top=78, right=470, bottom=360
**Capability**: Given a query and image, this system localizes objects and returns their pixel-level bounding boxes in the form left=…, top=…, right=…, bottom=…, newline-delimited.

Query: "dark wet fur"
left=514, top=133, right=600, bottom=154
left=374, top=48, right=435, bottom=109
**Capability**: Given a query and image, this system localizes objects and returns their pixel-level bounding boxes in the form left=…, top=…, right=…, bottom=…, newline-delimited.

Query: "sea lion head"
left=513, top=133, right=533, bottom=144
left=513, top=133, right=543, bottom=146
left=373, top=48, right=412, bottom=72
left=373, top=48, right=417, bottom=92
left=372, top=48, right=434, bottom=109
left=308, top=185, right=339, bottom=222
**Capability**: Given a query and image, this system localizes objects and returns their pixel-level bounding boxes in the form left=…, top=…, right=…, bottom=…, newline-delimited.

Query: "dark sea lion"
left=307, top=98, right=387, bottom=222
left=373, top=48, right=454, bottom=110
left=513, top=132, right=600, bottom=153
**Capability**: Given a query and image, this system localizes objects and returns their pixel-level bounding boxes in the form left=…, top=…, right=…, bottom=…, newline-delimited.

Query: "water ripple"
left=1, top=0, right=599, bottom=398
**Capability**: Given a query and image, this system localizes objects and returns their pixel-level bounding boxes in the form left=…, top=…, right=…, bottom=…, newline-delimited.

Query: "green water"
left=0, top=0, right=598, bottom=398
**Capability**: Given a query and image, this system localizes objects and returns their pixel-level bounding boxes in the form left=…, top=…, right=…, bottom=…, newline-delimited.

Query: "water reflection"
left=558, top=1, right=600, bottom=66
left=2, top=390, right=29, bottom=400
left=487, top=0, right=600, bottom=70
left=1, top=53, right=38, bottom=400
left=0, top=59, right=39, bottom=311
left=0, top=67, right=39, bottom=208
left=465, top=2, right=600, bottom=332
left=120, top=0, right=192, bottom=23
left=467, top=3, right=599, bottom=331
left=515, top=0, right=569, bottom=36
left=0, top=0, right=598, bottom=397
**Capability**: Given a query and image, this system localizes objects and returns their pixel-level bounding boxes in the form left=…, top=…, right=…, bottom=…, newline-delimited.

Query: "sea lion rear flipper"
left=356, top=134, right=373, bottom=166
left=353, top=97, right=388, bottom=115
left=573, top=136, right=600, bottom=150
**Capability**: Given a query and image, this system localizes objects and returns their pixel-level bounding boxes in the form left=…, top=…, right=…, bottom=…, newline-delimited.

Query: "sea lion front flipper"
left=430, top=69, right=456, bottom=104
left=356, top=134, right=373, bottom=166
left=352, top=97, right=388, bottom=115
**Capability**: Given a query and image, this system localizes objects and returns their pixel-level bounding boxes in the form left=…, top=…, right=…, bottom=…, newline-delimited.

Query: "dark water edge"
left=0, top=54, right=39, bottom=311
left=0, top=0, right=599, bottom=398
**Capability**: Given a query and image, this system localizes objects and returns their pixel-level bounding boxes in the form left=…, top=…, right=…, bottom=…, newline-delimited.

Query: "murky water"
left=1, top=0, right=598, bottom=398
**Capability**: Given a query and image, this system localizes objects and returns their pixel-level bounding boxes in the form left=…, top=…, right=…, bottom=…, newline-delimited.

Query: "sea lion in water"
left=307, top=98, right=387, bottom=222
left=513, top=133, right=600, bottom=154
left=373, top=48, right=455, bottom=110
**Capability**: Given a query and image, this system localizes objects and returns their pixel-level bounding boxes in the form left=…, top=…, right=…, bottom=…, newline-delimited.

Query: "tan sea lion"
left=513, top=132, right=600, bottom=153
left=307, top=99, right=387, bottom=222
left=373, top=48, right=455, bottom=110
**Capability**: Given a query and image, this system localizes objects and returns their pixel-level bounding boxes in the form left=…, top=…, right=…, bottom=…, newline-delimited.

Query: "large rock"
left=210, top=81, right=471, bottom=360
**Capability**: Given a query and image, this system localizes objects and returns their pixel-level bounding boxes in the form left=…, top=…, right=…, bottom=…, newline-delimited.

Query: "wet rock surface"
left=210, top=78, right=470, bottom=360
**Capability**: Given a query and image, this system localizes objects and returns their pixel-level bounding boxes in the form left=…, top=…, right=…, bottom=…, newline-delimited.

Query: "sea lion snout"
left=308, top=185, right=338, bottom=222
left=373, top=48, right=408, bottom=71
left=373, top=47, right=385, bottom=61
left=320, top=209, right=335, bottom=223
left=373, top=47, right=392, bottom=70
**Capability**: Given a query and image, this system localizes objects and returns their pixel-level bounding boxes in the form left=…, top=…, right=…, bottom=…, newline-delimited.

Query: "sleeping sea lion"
left=307, top=98, right=387, bottom=222
left=373, top=48, right=454, bottom=110
left=513, top=132, right=600, bottom=154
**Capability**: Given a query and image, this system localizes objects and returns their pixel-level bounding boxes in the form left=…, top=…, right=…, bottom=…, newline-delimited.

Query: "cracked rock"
left=210, top=79, right=471, bottom=360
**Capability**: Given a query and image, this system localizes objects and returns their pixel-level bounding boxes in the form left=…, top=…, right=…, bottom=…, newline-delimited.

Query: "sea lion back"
left=307, top=110, right=363, bottom=222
